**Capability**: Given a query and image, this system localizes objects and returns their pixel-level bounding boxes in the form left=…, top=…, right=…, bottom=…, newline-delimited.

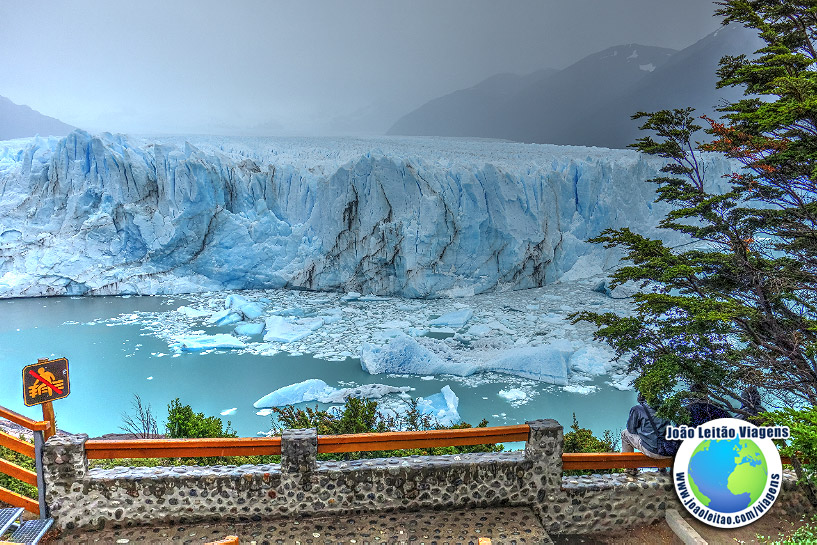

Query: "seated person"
left=685, top=383, right=730, bottom=426
left=621, top=393, right=673, bottom=459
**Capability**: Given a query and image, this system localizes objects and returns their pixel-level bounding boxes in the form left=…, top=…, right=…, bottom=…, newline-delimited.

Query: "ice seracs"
left=0, top=131, right=735, bottom=299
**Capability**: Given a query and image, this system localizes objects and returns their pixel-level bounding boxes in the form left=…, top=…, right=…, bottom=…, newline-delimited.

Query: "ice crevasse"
left=0, top=132, right=735, bottom=298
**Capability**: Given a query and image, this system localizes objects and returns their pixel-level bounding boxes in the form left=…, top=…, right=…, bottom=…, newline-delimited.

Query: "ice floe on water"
left=99, top=278, right=638, bottom=406
left=254, top=378, right=413, bottom=408
left=429, top=309, right=474, bottom=329
left=173, top=333, right=246, bottom=351
left=416, top=386, right=460, bottom=426
left=498, top=388, right=528, bottom=403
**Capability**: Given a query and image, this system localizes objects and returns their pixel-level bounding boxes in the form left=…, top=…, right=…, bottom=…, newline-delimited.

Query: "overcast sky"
left=1, top=0, right=723, bottom=135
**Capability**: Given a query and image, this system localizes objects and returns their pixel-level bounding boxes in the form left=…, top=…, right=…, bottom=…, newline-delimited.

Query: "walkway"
left=56, top=506, right=551, bottom=544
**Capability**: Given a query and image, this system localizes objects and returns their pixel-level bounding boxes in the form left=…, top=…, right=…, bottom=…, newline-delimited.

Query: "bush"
left=271, top=396, right=505, bottom=461
left=765, top=406, right=817, bottom=501
left=92, top=397, right=277, bottom=468
left=166, top=398, right=237, bottom=439
left=563, top=413, right=619, bottom=476
left=563, top=413, right=618, bottom=453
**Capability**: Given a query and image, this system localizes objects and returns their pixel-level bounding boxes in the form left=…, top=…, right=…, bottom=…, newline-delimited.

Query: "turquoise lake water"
left=0, top=295, right=636, bottom=441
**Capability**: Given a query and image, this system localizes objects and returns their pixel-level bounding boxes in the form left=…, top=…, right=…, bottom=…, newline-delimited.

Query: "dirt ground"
left=4, top=499, right=812, bottom=544
left=553, top=510, right=815, bottom=545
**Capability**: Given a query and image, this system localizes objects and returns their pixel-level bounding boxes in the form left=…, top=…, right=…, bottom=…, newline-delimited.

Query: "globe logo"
left=671, top=418, right=785, bottom=529
left=688, top=438, right=767, bottom=512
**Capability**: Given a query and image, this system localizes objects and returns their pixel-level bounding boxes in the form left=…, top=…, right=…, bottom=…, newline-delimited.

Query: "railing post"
left=281, top=428, right=318, bottom=474
left=33, top=430, right=48, bottom=519
left=281, top=428, right=318, bottom=499
left=41, top=402, right=55, bottom=441
left=525, top=419, right=564, bottom=533
left=42, top=434, right=88, bottom=529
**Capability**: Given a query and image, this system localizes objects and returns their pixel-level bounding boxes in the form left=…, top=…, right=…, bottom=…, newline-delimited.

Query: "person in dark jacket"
left=621, top=393, right=672, bottom=459
left=685, top=383, right=730, bottom=426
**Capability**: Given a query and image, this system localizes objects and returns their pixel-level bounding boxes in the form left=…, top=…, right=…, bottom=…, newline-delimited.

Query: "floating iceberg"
left=488, top=344, right=570, bottom=385
left=225, top=294, right=250, bottom=309
left=263, top=316, right=323, bottom=343
left=175, top=334, right=246, bottom=351
left=360, top=334, right=478, bottom=376
left=417, top=386, right=460, bottom=426
left=177, top=306, right=210, bottom=318
left=253, top=379, right=334, bottom=408
left=429, top=309, right=474, bottom=329
left=253, top=378, right=411, bottom=408
left=361, top=333, right=573, bottom=385
left=498, top=388, right=527, bottom=402
left=234, top=322, right=264, bottom=336
left=208, top=309, right=242, bottom=326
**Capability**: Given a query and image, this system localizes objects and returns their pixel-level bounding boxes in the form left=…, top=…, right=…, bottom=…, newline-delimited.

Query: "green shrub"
left=765, top=406, right=817, bottom=497
left=92, top=397, right=275, bottom=468
left=563, top=413, right=620, bottom=476
left=271, top=396, right=504, bottom=461
left=166, top=398, right=237, bottom=439
left=563, top=413, right=618, bottom=453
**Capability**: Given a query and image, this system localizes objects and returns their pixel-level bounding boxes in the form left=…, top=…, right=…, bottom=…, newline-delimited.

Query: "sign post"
left=22, top=357, right=70, bottom=440
left=20, top=356, right=70, bottom=520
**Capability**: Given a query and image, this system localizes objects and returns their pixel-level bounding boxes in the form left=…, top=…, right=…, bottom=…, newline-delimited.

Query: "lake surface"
left=0, top=293, right=636, bottom=441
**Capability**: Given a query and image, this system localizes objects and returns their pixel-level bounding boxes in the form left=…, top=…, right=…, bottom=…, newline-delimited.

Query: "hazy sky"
left=1, top=0, right=723, bottom=135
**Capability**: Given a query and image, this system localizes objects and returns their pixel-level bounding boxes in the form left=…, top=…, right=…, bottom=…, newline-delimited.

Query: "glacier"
left=0, top=131, right=735, bottom=299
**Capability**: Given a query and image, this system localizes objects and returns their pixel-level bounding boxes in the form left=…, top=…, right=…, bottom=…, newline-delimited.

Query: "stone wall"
left=42, top=419, right=814, bottom=534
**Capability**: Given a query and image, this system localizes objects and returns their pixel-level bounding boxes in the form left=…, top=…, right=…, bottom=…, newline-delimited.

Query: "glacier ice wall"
left=0, top=131, right=734, bottom=298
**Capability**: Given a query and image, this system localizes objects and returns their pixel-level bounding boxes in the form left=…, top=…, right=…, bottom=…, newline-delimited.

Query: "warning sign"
left=22, top=358, right=70, bottom=406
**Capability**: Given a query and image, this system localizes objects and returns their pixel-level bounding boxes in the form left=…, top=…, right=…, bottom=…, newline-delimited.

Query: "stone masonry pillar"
left=42, top=434, right=89, bottom=530
left=525, top=419, right=564, bottom=532
left=280, top=428, right=318, bottom=511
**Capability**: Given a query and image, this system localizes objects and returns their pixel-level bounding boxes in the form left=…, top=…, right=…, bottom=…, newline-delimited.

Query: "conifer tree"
left=574, top=0, right=817, bottom=420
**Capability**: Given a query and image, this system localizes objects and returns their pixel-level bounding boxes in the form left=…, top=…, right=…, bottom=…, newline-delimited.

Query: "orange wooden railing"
left=0, top=406, right=52, bottom=515
left=317, top=424, right=531, bottom=453
left=85, top=437, right=283, bottom=459
left=563, top=452, right=672, bottom=470
left=83, top=424, right=674, bottom=471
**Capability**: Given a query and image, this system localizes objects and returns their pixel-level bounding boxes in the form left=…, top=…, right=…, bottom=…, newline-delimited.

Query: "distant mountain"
left=388, top=24, right=764, bottom=149
left=0, top=96, right=75, bottom=141
left=388, top=45, right=674, bottom=143
left=387, top=69, right=557, bottom=138
left=570, top=24, right=765, bottom=148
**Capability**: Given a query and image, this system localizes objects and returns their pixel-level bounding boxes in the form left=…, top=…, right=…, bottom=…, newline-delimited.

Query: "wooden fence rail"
left=0, top=406, right=52, bottom=516
left=316, top=424, right=531, bottom=453
left=3, top=403, right=804, bottom=521
left=85, top=437, right=283, bottom=459
left=0, top=407, right=50, bottom=432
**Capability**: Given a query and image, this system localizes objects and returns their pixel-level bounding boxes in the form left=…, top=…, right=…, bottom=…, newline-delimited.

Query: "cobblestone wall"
left=42, top=420, right=814, bottom=534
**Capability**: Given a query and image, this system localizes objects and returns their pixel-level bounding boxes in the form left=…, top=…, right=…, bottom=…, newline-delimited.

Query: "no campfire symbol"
left=22, top=358, right=70, bottom=406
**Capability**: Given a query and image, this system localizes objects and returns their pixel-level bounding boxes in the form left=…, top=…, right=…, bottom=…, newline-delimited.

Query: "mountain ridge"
left=388, top=24, right=763, bottom=148
left=0, top=95, right=76, bottom=141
